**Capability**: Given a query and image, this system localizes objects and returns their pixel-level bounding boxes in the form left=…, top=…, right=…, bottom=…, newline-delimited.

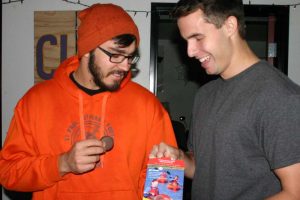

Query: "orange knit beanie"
left=77, top=3, right=140, bottom=58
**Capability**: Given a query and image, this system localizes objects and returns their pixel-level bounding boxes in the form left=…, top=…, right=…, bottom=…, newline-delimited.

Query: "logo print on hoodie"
left=65, top=114, right=114, bottom=145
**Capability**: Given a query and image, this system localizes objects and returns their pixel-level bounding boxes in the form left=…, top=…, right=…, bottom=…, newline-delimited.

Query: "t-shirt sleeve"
left=262, top=94, right=300, bottom=169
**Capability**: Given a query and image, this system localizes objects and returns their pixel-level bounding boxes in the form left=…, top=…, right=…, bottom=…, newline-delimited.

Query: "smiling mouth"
left=199, top=55, right=210, bottom=63
left=109, top=71, right=126, bottom=80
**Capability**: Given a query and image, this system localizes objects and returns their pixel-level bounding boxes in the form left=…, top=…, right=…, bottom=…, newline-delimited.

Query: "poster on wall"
left=34, top=11, right=78, bottom=84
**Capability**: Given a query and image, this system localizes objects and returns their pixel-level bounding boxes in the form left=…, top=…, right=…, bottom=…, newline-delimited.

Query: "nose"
left=187, top=41, right=197, bottom=58
left=118, top=58, right=131, bottom=72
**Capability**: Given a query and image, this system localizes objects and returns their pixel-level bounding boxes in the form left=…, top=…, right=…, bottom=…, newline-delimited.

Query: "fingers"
left=60, top=139, right=108, bottom=175
left=72, top=151, right=101, bottom=164
left=149, top=142, right=181, bottom=160
left=149, top=144, right=159, bottom=158
left=76, top=138, right=103, bottom=149
left=73, top=139, right=106, bottom=156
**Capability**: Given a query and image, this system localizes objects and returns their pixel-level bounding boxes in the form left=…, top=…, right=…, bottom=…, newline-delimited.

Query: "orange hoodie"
left=0, top=56, right=177, bottom=200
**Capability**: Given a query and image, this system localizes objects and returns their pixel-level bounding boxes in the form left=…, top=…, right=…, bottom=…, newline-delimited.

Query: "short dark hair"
left=112, top=34, right=137, bottom=48
left=172, top=0, right=246, bottom=39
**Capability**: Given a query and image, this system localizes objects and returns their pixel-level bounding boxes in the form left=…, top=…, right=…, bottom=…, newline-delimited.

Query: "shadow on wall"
left=4, top=189, right=32, bottom=200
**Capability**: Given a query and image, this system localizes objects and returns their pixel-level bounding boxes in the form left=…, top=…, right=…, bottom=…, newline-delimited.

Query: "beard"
left=88, top=55, right=127, bottom=92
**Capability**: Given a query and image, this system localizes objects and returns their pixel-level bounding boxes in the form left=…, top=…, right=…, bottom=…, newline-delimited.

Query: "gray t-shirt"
left=189, top=61, right=300, bottom=200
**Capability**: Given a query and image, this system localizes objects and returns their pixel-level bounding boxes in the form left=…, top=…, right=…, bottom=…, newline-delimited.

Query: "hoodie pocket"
left=56, top=162, right=140, bottom=199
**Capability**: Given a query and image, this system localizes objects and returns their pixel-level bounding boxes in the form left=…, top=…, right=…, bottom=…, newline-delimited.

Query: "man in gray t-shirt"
left=189, top=61, right=300, bottom=199
left=149, top=0, right=300, bottom=199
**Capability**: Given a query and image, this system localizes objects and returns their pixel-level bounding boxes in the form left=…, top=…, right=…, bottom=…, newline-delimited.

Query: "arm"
left=149, top=142, right=196, bottom=179
left=265, top=163, right=300, bottom=200
left=262, top=95, right=300, bottom=199
left=0, top=115, right=105, bottom=191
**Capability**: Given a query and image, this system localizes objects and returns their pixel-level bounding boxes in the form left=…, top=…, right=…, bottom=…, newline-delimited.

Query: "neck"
left=221, top=40, right=260, bottom=79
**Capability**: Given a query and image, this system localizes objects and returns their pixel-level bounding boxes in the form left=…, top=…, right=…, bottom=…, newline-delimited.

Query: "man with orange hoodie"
left=0, top=3, right=177, bottom=200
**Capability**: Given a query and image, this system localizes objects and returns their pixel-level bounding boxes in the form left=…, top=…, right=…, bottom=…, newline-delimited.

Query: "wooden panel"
left=34, top=11, right=77, bottom=84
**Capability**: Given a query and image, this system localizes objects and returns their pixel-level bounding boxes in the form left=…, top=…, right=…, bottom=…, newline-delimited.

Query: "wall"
left=2, top=0, right=300, bottom=199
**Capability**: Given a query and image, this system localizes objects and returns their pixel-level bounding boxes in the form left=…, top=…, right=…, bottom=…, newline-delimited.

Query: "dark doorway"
left=244, top=5, right=289, bottom=74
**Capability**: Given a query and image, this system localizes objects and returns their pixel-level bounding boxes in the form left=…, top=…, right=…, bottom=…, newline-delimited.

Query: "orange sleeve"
left=0, top=106, right=64, bottom=191
left=145, top=98, right=178, bottom=149
left=137, top=98, right=178, bottom=197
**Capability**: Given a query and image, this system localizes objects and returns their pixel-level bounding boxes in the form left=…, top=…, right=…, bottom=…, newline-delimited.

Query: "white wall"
left=2, top=0, right=300, bottom=199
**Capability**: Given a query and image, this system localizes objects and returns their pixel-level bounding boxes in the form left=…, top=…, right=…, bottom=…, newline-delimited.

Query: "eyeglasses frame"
left=97, top=46, right=140, bottom=65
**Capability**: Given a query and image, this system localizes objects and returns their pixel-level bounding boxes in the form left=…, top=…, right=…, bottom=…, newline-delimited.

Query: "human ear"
left=224, top=16, right=238, bottom=37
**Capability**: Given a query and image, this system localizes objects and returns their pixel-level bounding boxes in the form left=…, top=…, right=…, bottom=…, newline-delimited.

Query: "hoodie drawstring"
left=79, top=92, right=85, bottom=140
left=99, top=93, right=109, bottom=167
left=78, top=91, right=110, bottom=167
left=100, top=93, right=109, bottom=139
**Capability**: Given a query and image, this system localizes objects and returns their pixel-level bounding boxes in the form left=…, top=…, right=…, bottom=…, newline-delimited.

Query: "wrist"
left=58, top=153, right=70, bottom=176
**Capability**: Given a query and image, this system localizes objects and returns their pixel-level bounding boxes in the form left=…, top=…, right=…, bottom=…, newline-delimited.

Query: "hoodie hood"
left=52, top=56, right=131, bottom=143
left=52, top=56, right=133, bottom=166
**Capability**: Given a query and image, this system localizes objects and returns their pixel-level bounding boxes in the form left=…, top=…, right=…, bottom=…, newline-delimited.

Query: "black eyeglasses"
left=98, top=47, right=140, bottom=65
